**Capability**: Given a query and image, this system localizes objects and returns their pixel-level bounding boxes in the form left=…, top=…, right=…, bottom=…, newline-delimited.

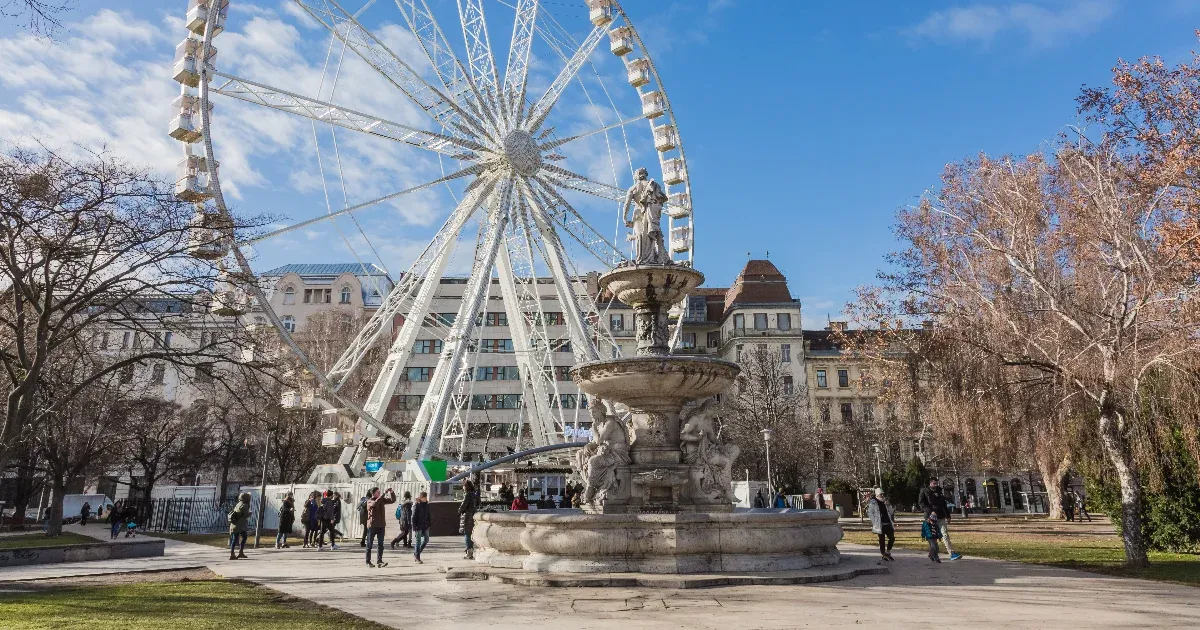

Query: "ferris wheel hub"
left=501, top=129, right=542, bottom=177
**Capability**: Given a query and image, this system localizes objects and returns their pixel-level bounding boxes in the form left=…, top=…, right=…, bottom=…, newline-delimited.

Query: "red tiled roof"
left=725, top=259, right=792, bottom=308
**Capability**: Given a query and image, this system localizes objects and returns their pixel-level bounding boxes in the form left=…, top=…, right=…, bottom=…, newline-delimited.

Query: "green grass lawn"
left=842, top=527, right=1200, bottom=586
left=0, top=578, right=390, bottom=630
left=0, top=532, right=96, bottom=550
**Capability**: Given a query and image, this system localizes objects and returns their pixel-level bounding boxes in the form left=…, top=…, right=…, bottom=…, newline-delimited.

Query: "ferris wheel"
left=169, top=0, right=695, bottom=476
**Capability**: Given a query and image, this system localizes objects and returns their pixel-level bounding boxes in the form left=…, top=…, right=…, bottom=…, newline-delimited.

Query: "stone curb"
left=443, top=558, right=888, bottom=589
left=0, top=539, right=165, bottom=568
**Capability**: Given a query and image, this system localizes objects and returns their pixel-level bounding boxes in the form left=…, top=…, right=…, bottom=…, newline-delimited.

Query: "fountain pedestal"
left=471, top=263, right=845, bottom=574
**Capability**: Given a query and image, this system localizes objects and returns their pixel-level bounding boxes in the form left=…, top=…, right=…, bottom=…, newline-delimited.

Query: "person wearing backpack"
left=922, top=512, right=942, bottom=563
left=391, top=491, right=413, bottom=550
left=228, top=493, right=252, bottom=560
left=412, top=491, right=431, bottom=564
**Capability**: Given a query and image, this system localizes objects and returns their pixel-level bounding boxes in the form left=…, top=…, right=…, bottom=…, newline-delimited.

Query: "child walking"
left=922, top=512, right=942, bottom=563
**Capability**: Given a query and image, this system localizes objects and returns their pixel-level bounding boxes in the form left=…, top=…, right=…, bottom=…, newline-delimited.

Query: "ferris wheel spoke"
left=539, top=113, right=649, bottom=151
left=524, top=24, right=606, bottom=132
left=456, top=0, right=501, bottom=110
left=529, top=175, right=625, bottom=266
left=210, top=71, right=481, bottom=156
left=325, top=173, right=499, bottom=391
left=502, top=0, right=538, bottom=125
left=236, top=164, right=483, bottom=247
left=293, top=0, right=488, bottom=140
left=539, top=165, right=624, bottom=201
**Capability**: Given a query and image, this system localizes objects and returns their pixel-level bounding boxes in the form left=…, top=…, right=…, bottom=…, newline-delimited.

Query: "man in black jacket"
left=918, top=479, right=961, bottom=560
left=411, top=491, right=432, bottom=564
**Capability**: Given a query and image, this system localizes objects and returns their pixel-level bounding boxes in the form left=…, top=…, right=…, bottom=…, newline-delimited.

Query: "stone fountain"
left=470, top=168, right=843, bottom=575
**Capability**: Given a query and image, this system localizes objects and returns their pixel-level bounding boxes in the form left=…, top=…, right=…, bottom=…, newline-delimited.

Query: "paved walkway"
left=1, top=524, right=1197, bottom=628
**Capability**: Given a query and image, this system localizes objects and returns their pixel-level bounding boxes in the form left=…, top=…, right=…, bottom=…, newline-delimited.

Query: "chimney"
left=921, top=320, right=934, bottom=331
left=826, top=321, right=848, bottom=332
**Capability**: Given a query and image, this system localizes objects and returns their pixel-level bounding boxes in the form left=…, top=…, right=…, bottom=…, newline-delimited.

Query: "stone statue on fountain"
left=575, top=396, right=630, bottom=505
left=679, top=397, right=739, bottom=504
left=623, top=167, right=670, bottom=265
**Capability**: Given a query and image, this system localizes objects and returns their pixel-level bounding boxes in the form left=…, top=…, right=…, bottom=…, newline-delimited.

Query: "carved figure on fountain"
left=574, top=397, right=631, bottom=505
left=680, top=398, right=740, bottom=505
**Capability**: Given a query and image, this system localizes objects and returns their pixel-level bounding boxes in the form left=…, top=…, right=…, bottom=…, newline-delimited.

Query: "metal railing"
left=139, top=497, right=242, bottom=534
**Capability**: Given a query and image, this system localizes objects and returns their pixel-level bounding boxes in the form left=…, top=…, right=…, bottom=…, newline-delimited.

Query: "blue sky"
left=1, top=1, right=1197, bottom=327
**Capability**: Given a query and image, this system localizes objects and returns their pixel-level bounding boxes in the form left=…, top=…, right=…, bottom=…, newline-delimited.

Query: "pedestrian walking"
left=318, top=490, right=339, bottom=550
left=358, top=490, right=372, bottom=547
left=1074, top=490, right=1091, bottom=522
left=80, top=501, right=91, bottom=526
left=302, top=491, right=320, bottom=548
left=365, top=488, right=396, bottom=567
left=228, top=492, right=252, bottom=560
left=922, top=512, right=942, bottom=563
left=412, top=491, right=431, bottom=564
left=772, top=488, right=789, bottom=509
left=108, top=500, right=123, bottom=540
left=752, top=489, right=766, bottom=508
left=1062, top=490, right=1076, bottom=522
left=918, top=479, right=962, bottom=560
left=460, top=480, right=478, bottom=560
left=510, top=489, right=529, bottom=511
left=867, top=488, right=896, bottom=562
left=276, top=492, right=296, bottom=549
left=391, top=491, right=413, bottom=549
left=816, top=488, right=827, bottom=510
left=331, top=492, right=344, bottom=540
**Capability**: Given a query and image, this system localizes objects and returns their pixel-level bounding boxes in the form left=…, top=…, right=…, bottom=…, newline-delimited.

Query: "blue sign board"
left=364, top=460, right=384, bottom=473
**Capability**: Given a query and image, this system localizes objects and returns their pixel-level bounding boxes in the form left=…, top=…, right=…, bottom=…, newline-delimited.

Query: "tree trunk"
left=46, top=479, right=67, bottom=537
left=1098, top=404, right=1148, bottom=567
left=1036, top=451, right=1070, bottom=520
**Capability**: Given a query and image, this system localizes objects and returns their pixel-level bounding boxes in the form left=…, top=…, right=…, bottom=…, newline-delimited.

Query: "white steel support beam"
left=521, top=180, right=600, bottom=363
left=210, top=71, right=480, bottom=156
left=406, top=181, right=513, bottom=460
left=496, top=227, right=561, bottom=448
left=531, top=175, right=624, bottom=266
left=502, top=0, right=537, bottom=126
left=294, top=0, right=486, bottom=139
left=525, top=25, right=605, bottom=132
left=336, top=176, right=498, bottom=469
left=457, top=0, right=500, bottom=109
left=324, top=175, right=494, bottom=390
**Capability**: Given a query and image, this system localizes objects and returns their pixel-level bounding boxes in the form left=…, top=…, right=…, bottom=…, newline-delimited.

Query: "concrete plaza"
left=1, top=523, right=1197, bottom=629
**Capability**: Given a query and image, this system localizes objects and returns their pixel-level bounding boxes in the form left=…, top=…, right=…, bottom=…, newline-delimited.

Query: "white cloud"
left=905, top=0, right=1118, bottom=48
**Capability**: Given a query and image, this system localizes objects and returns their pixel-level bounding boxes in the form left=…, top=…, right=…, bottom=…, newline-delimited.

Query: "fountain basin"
left=571, top=356, right=740, bottom=412
left=600, top=264, right=704, bottom=308
left=473, top=510, right=842, bottom=574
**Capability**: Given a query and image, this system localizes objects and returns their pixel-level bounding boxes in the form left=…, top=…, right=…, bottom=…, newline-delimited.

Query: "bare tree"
left=0, top=0, right=72, bottom=36
left=719, top=344, right=813, bottom=491
left=0, top=147, right=262, bottom=477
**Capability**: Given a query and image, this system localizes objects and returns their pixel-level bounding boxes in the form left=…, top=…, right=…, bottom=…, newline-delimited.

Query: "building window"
left=283, top=286, right=295, bottom=305
left=550, top=394, right=579, bottom=409
left=863, top=402, right=875, bottom=424
left=537, top=312, right=565, bottom=326
left=820, top=402, right=830, bottom=423
left=119, top=364, right=135, bottom=384
left=132, top=333, right=143, bottom=349
left=609, top=313, right=624, bottom=331
left=478, top=366, right=520, bottom=381
left=303, top=289, right=312, bottom=304
left=733, top=314, right=744, bottom=330
left=754, top=313, right=768, bottom=330
left=163, top=332, right=173, bottom=348
left=838, top=369, right=849, bottom=388
left=122, top=331, right=132, bottom=349
left=405, top=367, right=433, bottom=382
left=735, top=344, right=743, bottom=362
left=554, top=366, right=571, bottom=381
left=707, top=331, right=720, bottom=348
left=783, top=375, right=794, bottom=395
left=485, top=312, right=508, bottom=327
left=434, top=313, right=455, bottom=326
left=150, top=364, right=166, bottom=385
left=778, top=313, right=792, bottom=331
left=682, top=332, right=696, bottom=349
left=781, top=344, right=791, bottom=363
left=821, top=440, right=835, bottom=464
left=281, top=316, right=296, bottom=333
left=196, top=364, right=214, bottom=384
left=413, top=339, right=443, bottom=354
left=550, top=339, right=572, bottom=353
left=840, top=402, right=853, bottom=424
left=816, top=369, right=827, bottom=388
left=481, top=339, right=514, bottom=353
left=471, top=394, right=522, bottom=409
left=340, top=286, right=352, bottom=304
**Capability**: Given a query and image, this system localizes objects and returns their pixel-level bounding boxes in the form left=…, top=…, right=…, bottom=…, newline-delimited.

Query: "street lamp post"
left=761, top=428, right=773, bottom=500
left=871, top=443, right=882, bottom=490
left=252, top=433, right=271, bottom=549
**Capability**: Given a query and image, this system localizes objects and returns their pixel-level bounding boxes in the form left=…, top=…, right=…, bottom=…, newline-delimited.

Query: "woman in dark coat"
left=302, top=491, right=320, bottom=548
left=459, top=480, right=478, bottom=560
left=276, top=492, right=296, bottom=549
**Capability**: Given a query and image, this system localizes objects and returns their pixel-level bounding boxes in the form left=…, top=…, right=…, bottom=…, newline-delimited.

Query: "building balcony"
left=728, top=327, right=800, bottom=339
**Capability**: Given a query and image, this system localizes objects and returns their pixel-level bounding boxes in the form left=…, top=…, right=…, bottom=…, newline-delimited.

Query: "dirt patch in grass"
left=0, top=569, right=391, bottom=629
